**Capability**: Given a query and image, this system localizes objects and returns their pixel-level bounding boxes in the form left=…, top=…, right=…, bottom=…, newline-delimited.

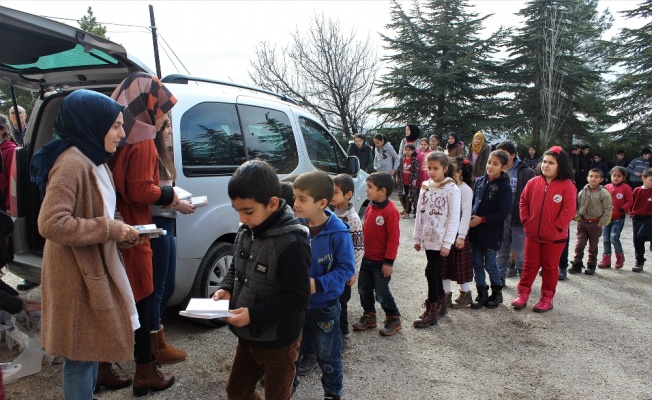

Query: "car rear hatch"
left=0, top=6, right=149, bottom=282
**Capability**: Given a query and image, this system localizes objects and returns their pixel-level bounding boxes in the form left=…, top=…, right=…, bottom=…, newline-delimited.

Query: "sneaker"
left=584, top=265, right=596, bottom=275
left=296, top=353, right=318, bottom=376
left=379, top=316, right=402, bottom=336
left=568, top=262, right=583, bottom=274
left=352, top=312, right=377, bottom=331
left=16, top=279, right=38, bottom=291
left=632, top=263, right=644, bottom=273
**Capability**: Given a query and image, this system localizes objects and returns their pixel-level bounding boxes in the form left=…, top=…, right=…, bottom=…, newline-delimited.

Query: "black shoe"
left=500, top=276, right=506, bottom=288
left=296, top=353, right=318, bottom=376
left=568, top=262, right=583, bottom=274
left=507, top=267, right=518, bottom=278
left=558, top=268, right=568, bottom=281
left=584, top=265, right=596, bottom=275
left=16, top=279, right=39, bottom=291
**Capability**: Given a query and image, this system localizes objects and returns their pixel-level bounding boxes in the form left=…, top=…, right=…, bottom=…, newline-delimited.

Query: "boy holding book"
left=213, top=160, right=311, bottom=400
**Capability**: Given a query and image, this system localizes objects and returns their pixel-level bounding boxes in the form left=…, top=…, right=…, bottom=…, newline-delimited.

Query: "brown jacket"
left=38, top=149, right=134, bottom=362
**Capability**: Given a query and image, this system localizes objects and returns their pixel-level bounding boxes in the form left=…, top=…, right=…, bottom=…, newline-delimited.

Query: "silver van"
left=1, top=7, right=368, bottom=322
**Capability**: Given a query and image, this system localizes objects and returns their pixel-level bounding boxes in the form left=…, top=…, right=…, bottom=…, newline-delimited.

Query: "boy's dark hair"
left=643, top=168, right=652, bottom=178
left=581, top=145, right=590, bottom=151
left=279, top=182, right=295, bottom=209
left=404, top=143, right=416, bottom=151
left=454, top=156, right=473, bottom=187
left=589, top=167, right=603, bottom=178
left=496, top=141, right=517, bottom=156
left=593, top=153, right=602, bottom=159
left=228, top=159, right=280, bottom=204
left=610, top=166, right=627, bottom=181
left=366, top=172, right=395, bottom=197
left=293, top=170, right=334, bottom=203
left=489, top=150, right=509, bottom=166
left=617, top=149, right=625, bottom=155
left=543, top=147, right=574, bottom=180
left=642, top=148, right=652, bottom=156
left=333, top=174, right=355, bottom=197
left=426, top=151, right=455, bottom=178
left=572, top=144, right=581, bottom=151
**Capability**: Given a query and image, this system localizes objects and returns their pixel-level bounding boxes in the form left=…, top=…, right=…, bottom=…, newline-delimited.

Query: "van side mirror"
left=346, top=156, right=360, bottom=177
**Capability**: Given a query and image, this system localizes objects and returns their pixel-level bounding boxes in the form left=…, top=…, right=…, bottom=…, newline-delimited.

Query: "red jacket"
left=605, top=182, right=633, bottom=220
left=630, top=187, right=652, bottom=217
left=363, top=199, right=400, bottom=264
left=0, top=139, right=17, bottom=212
left=520, top=176, right=577, bottom=243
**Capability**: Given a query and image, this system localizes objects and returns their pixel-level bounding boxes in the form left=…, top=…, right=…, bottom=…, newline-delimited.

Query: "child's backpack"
left=0, top=210, right=14, bottom=266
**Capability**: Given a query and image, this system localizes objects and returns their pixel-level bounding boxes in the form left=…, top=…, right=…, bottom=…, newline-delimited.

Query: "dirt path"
left=2, top=200, right=651, bottom=399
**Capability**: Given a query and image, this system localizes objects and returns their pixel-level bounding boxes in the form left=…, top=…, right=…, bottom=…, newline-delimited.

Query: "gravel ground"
left=2, top=197, right=652, bottom=399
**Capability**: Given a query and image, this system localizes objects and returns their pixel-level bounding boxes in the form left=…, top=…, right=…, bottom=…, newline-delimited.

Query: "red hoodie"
left=520, top=176, right=577, bottom=243
left=604, top=182, right=633, bottom=220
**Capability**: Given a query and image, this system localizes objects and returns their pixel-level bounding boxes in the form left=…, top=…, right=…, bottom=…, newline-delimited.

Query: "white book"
left=132, top=224, right=166, bottom=238
left=179, top=298, right=234, bottom=319
left=190, top=196, right=208, bottom=207
left=173, top=186, right=192, bottom=200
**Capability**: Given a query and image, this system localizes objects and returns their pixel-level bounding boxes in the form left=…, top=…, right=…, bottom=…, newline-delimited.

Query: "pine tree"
left=78, top=6, right=108, bottom=39
left=376, top=0, right=507, bottom=139
left=609, top=0, right=652, bottom=148
left=502, top=0, right=613, bottom=148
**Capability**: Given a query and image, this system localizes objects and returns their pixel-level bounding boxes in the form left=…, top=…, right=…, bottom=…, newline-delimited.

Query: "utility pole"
left=149, top=4, right=162, bottom=78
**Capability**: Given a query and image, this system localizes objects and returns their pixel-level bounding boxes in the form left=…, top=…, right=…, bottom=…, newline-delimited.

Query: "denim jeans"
left=62, top=359, right=98, bottom=400
left=357, top=258, right=400, bottom=317
left=497, top=214, right=526, bottom=277
left=602, top=217, right=625, bottom=255
left=149, top=216, right=177, bottom=329
left=472, top=242, right=501, bottom=287
left=295, top=302, right=343, bottom=398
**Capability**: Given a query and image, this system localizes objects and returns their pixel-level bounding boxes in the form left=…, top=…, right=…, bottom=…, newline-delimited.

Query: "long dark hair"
left=454, top=156, right=473, bottom=187
left=155, top=115, right=176, bottom=181
left=542, top=146, right=574, bottom=180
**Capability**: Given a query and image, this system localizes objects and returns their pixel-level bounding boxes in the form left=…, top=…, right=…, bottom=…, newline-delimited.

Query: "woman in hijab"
left=446, top=132, right=466, bottom=158
left=108, top=72, right=179, bottom=396
left=468, top=131, right=491, bottom=180
left=398, top=124, right=421, bottom=158
left=32, top=89, right=141, bottom=399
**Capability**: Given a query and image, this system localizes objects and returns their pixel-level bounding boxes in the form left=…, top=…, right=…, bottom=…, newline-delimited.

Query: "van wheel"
left=186, top=242, right=234, bottom=327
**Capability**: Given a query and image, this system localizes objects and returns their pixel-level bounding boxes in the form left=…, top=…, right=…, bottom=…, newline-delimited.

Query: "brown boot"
left=437, top=293, right=451, bottom=318
left=151, top=325, right=187, bottom=364
left=94, top=362, right=132, bottom=393
left=132, top=360, right=175, bottom=397
left=413, top=299, right=438, bottom=328
left=450, top=290, right=472, bottom=308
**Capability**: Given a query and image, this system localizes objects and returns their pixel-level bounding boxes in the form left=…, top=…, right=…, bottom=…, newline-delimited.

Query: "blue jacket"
left=470, top=172, right=513, bottom=250
left=306, top=209, right=355, bottom=309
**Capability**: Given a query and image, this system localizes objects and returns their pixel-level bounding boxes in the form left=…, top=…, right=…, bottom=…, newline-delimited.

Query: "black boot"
left=584, top=264, right=596, bottom=275
left=568, top=261, right=583, bottom=274
left=471, top=285, right=489, bottom=309
left=486, top=285, right=503, bottom=309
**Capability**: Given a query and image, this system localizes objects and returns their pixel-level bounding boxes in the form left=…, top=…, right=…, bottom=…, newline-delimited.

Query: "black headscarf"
left=447, top=132, right=461, bottom=151
left=406, top=124, right=421, bottom=141
left=30, top=89, right=124, bottom=197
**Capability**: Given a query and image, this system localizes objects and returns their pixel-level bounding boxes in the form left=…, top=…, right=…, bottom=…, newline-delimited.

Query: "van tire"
left=186, top=241, right=234, bottom=327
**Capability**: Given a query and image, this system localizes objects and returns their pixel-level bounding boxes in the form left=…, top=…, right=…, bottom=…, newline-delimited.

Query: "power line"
left=39, top=14, right=149, bottom=29
left=158, top=34, right=192, bottom=76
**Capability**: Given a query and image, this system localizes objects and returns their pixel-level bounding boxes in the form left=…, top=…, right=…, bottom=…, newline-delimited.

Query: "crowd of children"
left=211, top=125, right=651, bottom=398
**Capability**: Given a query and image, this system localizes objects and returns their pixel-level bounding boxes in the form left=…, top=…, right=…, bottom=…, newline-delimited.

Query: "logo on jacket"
left=376, top=216, right=385, bottom=226
left=553, top=194, right=562, bottom=203
left=616, top=193, right=623, bottom=200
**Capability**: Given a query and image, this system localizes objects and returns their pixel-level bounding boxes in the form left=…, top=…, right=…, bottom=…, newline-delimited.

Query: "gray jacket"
left=374, top=142, right=399, bottom=172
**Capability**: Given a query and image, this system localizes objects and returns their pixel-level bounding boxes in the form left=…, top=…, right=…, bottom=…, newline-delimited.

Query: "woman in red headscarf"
left=108, top=72, right=179, bottom=396
left=512, top=146, right=576, bottom=313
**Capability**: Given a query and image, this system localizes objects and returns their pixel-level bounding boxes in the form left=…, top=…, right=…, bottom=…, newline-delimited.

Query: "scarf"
left=111, top=72, right=177, bottom=145
left=447, top=132, right=461, bottom=151
left=406, top=124, right=421, bottom=141
left=30, top=90, right=124, bottom=198
left=471, top=131, right=485, bottom=155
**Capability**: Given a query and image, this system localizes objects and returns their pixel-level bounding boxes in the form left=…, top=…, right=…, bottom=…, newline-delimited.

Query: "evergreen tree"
left=78, top=6, right=108, bottom=39
left=609, top=0, right=652, bottom=148
left=502, top=0, right=613, bottom=149
left=376, top=0, right=507, bottom=140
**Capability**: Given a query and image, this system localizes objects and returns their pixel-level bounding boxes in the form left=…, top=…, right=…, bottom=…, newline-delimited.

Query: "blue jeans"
left=472, top=242, right=501, bottom=287
left=357, top=258, right=400, bottom=317
left=294, top=301, right=343, bottom=397
left=149, top=216, right=177, bottom=328
left=497, top=215, right=526, bottom=277
left=62, top=359, right=98, bottom=400
left=602, top=217, right=625, bottom=255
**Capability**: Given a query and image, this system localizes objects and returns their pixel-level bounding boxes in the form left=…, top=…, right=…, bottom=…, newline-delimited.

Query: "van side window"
left=299, top=117, right=346, bottom=174
left=180, top=102, right=245, bottom=173
left=237, top=105, right=298, bottom=174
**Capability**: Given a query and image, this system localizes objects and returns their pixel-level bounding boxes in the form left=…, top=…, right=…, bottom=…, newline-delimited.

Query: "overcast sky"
left=2, top=0, right=643, bottom=85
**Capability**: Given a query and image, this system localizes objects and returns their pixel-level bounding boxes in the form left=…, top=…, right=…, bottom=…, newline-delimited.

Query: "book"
left=179, top=298, right=234, bottom=319
left=190, top=196, right=208, bottom=207
left=173, top=186, right=192, bottom=200
left=132, top=224, right=166, bottom=238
